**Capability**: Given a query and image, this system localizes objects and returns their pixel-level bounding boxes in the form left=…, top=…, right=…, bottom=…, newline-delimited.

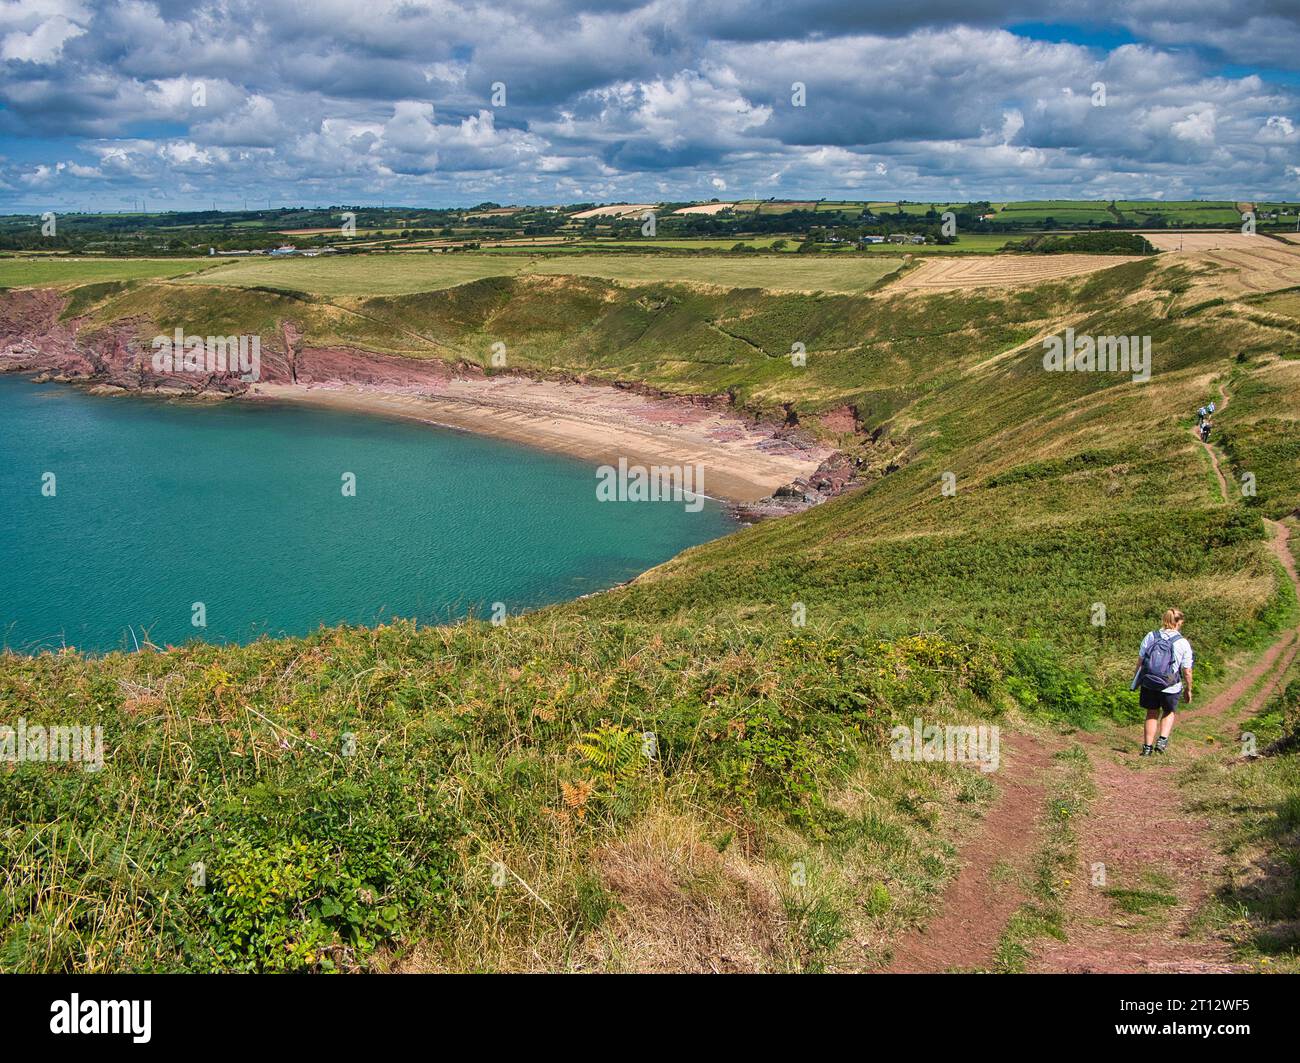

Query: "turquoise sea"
left=0, top=375, right=735, bottom=653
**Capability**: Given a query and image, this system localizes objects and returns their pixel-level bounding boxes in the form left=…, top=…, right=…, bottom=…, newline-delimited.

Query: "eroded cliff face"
left=1, top=288, right=110, bottom=382
left=0, top=288, right=497, bottom=395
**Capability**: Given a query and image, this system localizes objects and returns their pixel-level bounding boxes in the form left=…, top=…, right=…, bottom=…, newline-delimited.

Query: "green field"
left=180, top=252, right=905, bottom=296
left=180, top=254, right=523, bottom=295
left=992, top=201, right=1118, bottom=224
left=525, top=254, right=901, bottom=292
left=859, top=233, right=1015, bottom=254
left=990, top=200, right=1269, bottom=227
left=0, top=257, right=218, bottom=288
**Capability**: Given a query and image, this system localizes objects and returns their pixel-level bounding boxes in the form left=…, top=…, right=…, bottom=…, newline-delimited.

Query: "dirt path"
left=1194, top=383, right=1230, bottom=502
left=883, top=734, right=1057, bottom=972
left=1028, top=510, right=1298, bottom=970
left=880, top=382, right=1299, bottom=974
left=1028, top=392, right=1297, bottom=970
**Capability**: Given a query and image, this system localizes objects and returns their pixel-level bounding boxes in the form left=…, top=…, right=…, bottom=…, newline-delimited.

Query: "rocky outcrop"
left=0, top=295, right=475, bottom=396
left=0, top=288, right=249, bottom=395
left=730, top=451, right=865, bottom=522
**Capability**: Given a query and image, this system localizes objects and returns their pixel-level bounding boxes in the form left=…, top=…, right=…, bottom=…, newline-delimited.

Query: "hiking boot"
left=1155, top=736, right=1169, bottom=754
left=1140, top=744, right=1154, bottom=757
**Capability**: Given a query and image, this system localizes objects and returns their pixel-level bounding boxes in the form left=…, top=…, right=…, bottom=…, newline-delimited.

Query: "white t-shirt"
left=1139, top=628, right=1194, bottom=693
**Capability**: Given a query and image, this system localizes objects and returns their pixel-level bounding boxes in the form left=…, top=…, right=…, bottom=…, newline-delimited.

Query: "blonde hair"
left=1162, top=608, right=1185, bottom=628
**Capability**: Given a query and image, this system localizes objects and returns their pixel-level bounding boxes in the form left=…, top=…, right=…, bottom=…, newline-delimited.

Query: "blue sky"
left=1, top=1, right=1297, bottom=212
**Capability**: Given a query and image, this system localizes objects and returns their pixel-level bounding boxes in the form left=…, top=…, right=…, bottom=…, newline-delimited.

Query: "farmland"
left=6, top=199, right=1300, bottom=263
left=176, top=252, right=905, bottom=296
left=1149, top=236, right=1300, bottom=298
left=856, top=233, right=1015, bottom=254
left=0, top=257, right=219, bottom=288
left=569, top=204, right=658, bottom=219
left=525, top=254, right=901, bottom=292
left=891, top=252, right=1143, bottom=291
left=1145, top=232, right=1272, bottom=252
left=178, top=255, right=526, bottom=296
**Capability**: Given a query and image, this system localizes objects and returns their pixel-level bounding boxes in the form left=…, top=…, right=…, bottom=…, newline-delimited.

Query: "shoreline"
left=2, top=357, right=851, bottom=511
left=241, top=378, right=833, bottom=505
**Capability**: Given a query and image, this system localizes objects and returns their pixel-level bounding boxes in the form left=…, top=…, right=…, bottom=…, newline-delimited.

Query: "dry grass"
left=569, top=204, right=658, bottom=219
left=892, top=254, right=1141, bottom=292
left=1146, top=233, right=1261, bottom=252
left=581, top=809, right=785, bottom=972
left=1153, top=237, right=1300, bottom=299
left=672, top=204, right=735, bottom=216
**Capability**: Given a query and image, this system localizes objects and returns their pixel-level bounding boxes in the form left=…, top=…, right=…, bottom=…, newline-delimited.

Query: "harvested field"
left=570, top=204, right=658, bottom=219
left=672, top=203, right=734, bottom=215
left=1145, top=232, right=1260, bottom=252
left=1154, top=236, right=1300, bottom=298
left=890, top=253, right=1140, bottom=292
left=1197, top=245, right=1300, bottom=293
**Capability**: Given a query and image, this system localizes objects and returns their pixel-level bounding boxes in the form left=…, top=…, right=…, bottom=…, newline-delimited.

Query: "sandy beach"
left=246, top=376, right=832, bottom=503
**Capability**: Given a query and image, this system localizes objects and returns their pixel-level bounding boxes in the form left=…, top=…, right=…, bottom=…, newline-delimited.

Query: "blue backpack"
left=1139, top=631, right=1184, bottom=691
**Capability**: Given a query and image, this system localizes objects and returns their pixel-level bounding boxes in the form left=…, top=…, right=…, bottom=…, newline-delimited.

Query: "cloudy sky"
left=2, top=0, right=1298, bottom=212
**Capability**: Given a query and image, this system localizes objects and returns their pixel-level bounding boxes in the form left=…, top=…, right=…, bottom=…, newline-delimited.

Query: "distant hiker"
left=1200, top=419, right=1212, bottom=442
left=1134, top=609, right=1193, bottom=756
left=1197, top=405, right=1207, bottom=423
left=1208, top=400, right=1216, bottom=415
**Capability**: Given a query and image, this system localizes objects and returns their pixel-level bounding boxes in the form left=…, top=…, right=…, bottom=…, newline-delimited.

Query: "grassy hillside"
left=3, top=252, right=1299, bottom=972
left=68, top=264, right=1089, bottom=406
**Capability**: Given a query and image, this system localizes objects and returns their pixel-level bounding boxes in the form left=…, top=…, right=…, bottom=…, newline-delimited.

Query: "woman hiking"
left=1135, top=608, right=1193, bottom=756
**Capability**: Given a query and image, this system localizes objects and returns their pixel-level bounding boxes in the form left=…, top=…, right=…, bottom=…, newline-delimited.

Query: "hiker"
left=1135, top=609, right=1193, bottom=756
left=1197, top=405, right=1207, bottom=424
left=1200, top=418, right=1212, bottom=442
left=1208, top=400, right=1216, bottom=415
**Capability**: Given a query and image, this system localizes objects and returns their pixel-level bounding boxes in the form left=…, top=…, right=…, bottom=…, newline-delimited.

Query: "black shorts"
left=1139, top=687, right=1181, bottom=713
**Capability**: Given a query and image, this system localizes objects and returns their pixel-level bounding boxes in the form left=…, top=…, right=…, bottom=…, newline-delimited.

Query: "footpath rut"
left=880, top=383, right=1298, bottom=973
